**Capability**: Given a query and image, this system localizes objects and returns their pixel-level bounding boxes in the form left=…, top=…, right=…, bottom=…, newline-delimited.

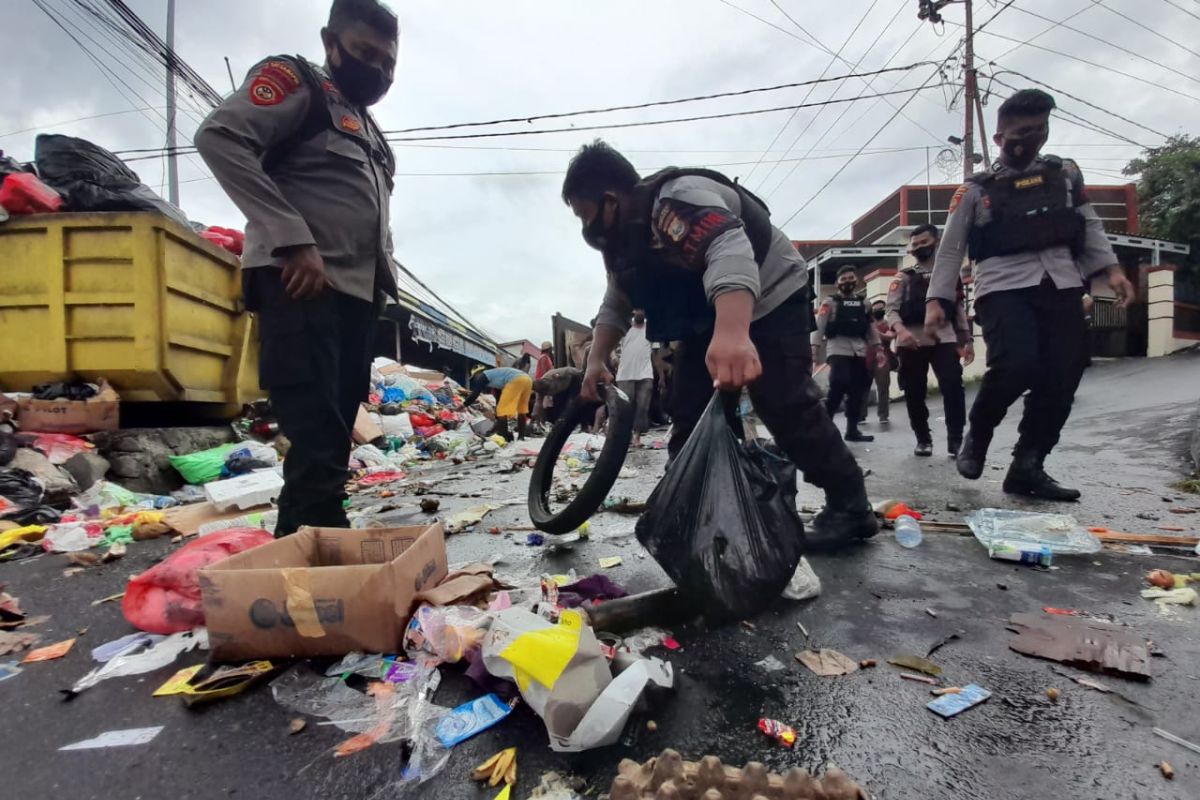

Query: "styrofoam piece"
left=609, top=749, right=866, bottom=800
left=203, top=470, right=283, bottom=511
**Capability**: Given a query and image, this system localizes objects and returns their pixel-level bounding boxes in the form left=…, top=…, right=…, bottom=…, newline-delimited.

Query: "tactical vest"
left=826, top=295, right=870, bottom=339
left=260, top=56, right=394, bottom=176
left=612, top=168, right=774, bottom=343
left=966, top=156, right=1086, bottom=263
left=899, top=269, right=931, bottom=325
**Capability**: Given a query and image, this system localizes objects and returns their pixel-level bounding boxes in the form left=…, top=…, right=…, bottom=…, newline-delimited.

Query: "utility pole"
left=961, top=0, right=976, bottom=180
left=164, top=0, right=179, bottom=207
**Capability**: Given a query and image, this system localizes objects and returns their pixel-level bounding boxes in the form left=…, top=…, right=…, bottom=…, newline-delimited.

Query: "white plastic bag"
left=781, top=557, right=822, bottom=600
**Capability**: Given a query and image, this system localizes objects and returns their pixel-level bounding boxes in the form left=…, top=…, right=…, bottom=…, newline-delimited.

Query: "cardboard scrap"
left=0, top=630, right=40, bottom=656
left=1007, top=612, right=1151, bottom=680
left=22, top=638, right=75, bottom=663
left=163, top=501, right=271, bottom=537
left=795, top=649, right=859, bottom=676
left=416, top=564, right=499, bottom=607
left=444, top=504, right=500, bottom=534
left=887, top=654, right=943, bottom=676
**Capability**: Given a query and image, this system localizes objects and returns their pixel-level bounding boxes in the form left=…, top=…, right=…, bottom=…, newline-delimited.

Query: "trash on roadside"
left=200, top=524, right=446, bottom=661
left=900, top=673, right=938, bottom=685
left=608, top=750, right=866, bottom=800
left=153, top=659, right=277, bottom=706
left=59, top=725, right=165, bottom=751
left=559, top=574, right=627, bottom=608
left=21, top=637, right=75, bottom=663
left=635, top=397, right=804, bottom=620
left=930, top=686, right=961, bottom=696
left=204, top=470, right=284, bottom=512
left=436, top=694, right=513, bottom=747
left=875, top=499, right=923, bottom=521
left=526, top=532, right=545, bottom=546
left=619, top=627, right=675, bottom=655
left=68, top=629, right=207, bottom=696
left=471, top=747, right=518, bottom=787
left=404, top=604, right=491, bottom=666
left=0, top=661, right=24, bottom=681
left=1154, top=727, right=1200, bottom=756
left=420, top=498, right=440, bottom=513
left=0, top=630, right=39, bottom=656
left=795, top=649, right=859, bottom=677
left=1140, top=586, right=1197, bottom=614
left=16, top=379, right=120, bottom=435
left=988, top=540, right=1053, bottom=567
left=781, top=557, right=822, bottom=600
left=169, top=442, right=241, bottom=485
left=757, top=717, right=797, bottom=747
left=1146, top=569, right=1177, bottom=589
left=925, top=632, right=962, bottom=658
left=887, top=654, right=943, bottom=676
left=598, top=556, right=623, bottom=569
left=42, top=522, right=102, bottom=553
left=1160, top=761, right=1175, bottom=780
left=444, top=504, right=500, bottom=534
left=124, top=527, right=273, bottom=635
left=1007, top=611, right=1151, bottom=680
left=927, top=684, right=991, bottom=718
left=289, top=718, right=307, bottom=735
left=755, top=655, right=787, bottom=672
left=1046, top=687, right=1061, bottom=702
left=967, top=509, right=1101, bottom=554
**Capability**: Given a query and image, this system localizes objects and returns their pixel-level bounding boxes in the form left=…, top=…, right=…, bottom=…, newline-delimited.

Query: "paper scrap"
left=60, top=726, right=164, bottom=751
left=444, top=504, right=500, bottom=534
left=0, top=630, right=39, bottom=656
left=795, top=648, right=859, bottom=676
left=888, top=654, right=943, bottom=676
left=548, top=657, right=674, bottom=752
left=927, top=683, right=991, bottom=718
left=598, top=556, right=623, bottom=569
left=22, top=638, right=75, bottom=663
left=153, top=664, right=205, bottom=697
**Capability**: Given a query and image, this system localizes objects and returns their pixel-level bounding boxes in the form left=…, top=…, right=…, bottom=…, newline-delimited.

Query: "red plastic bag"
left=122, top=527, right=272, bottom=634
left=0, top=173, right=63, bottom=214
left=413, top=424, right=445, bottom=439
left=409, top=411, right=436, bottom=428
left=206, top=225, right=244, bottom=255
left=29, top=433, right=93, bottom=464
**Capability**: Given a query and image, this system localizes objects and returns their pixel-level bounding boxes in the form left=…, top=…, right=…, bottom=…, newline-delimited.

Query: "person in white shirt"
left=615, top=309, right=655, bottom=447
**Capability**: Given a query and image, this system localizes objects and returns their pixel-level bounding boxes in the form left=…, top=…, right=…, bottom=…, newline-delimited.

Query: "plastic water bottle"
left=894, top=515, right=923, bottom=548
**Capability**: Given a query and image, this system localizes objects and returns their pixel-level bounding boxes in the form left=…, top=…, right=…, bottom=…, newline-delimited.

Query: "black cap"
left=997, top=88, right=1056, bottom=124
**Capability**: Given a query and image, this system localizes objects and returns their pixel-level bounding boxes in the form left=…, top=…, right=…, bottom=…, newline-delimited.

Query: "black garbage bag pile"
left=636, top=393, right=805, bottom=620
left=34, top=134, right=189, bottom=225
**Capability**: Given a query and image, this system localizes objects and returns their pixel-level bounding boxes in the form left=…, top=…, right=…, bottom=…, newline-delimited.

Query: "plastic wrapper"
left=635, top=395, right=805, bottom=620
left=75, top=480, right=169, bottom=514
left=966, top=509, right=1101, bottom=555
left=29, top=434, right=93, bottom=465
left=69, top=629, right=207, bottom=695
left=34, top=134, right=189, bottom=225
left=122, top=527, right=272, bottom=634
left=42, top=522, right=103, bottom=552
left=169, top=443, right=240, bottom=485
left=434, top=693, right=513, bottom=747
left=781, top=557, right=822, bottom=600
left=351, top=444, right=391, bottom=468
left=403, top=604, right=492, bottom=666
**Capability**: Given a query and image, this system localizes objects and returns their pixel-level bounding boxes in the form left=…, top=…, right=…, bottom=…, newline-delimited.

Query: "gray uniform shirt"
left=195, top=57, right=398, bottom=303
left=928, top=157, right=1118, bottom=304
left=814, top=295, right=880, bottom=358
left=594, top=175, right=808, bottom=334
left=885, top=263, right=971, bottom=347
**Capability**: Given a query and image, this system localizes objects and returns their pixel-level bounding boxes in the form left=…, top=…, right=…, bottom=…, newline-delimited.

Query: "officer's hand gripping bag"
left=635, top=393, right=805, bottom=620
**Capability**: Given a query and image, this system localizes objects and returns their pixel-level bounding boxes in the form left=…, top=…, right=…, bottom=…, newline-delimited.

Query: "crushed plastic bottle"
left=894, top=515, right=923, bottom=548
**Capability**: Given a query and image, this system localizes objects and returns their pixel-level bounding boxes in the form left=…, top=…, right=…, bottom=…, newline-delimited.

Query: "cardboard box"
left=351, top=403, right=383, bottom=444
left=199, top=523, right=448, bottom=661
left=17, top=380, right=119, bottom=434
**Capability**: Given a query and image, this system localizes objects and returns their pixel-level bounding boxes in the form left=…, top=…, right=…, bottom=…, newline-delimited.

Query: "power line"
left=381, top=62, right=934, bottom=135
left=0, top=107, right=164, bottom=139
left=777, top=65, right=945, bottom=228
left=1160, top=0, right=1200, bottom=23
left=1093, top=0, right=1200, bottom=59
left=717, top=0, right=831, bottom=50
left=1006, top=3, right=1200, bottom=88
left=747, top=0, right=889, bottom=189
left=986, top=0, right=1096, bottom=62
left=984, top=72, right=1147, bottom=147
left=947, top=19, right=1200, bottom=104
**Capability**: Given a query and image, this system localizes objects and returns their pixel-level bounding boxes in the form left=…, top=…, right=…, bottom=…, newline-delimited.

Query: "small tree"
left=1124, top=134, right=1200, bottom=243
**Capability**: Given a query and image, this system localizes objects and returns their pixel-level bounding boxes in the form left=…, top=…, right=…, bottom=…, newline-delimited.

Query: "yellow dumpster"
left=0, top=212, right=260, bottom=411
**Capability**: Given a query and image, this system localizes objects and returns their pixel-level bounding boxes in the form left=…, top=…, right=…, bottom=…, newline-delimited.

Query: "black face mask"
left=330, top=40, right=391, bottom=106
left=872, top=308, right=886, bottom=320
left=1000, top=131, right=1045, bottom=169
left=838, top=282, right=856, bottom=295
left=633, top=315, right=646, bottom=326
left=582, top=197, right=614, bottom=252
left=912, top=244, right=937, bottom=262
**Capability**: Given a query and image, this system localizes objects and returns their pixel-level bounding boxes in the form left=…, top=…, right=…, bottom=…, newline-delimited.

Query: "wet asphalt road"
left=1, top=351, right=1198, bottom=800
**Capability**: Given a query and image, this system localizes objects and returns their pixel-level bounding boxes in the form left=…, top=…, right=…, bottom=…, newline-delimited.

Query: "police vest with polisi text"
left=826, top=295, right=870, bottom=339
left=612, top=168, right=775, bottom=343
left=966, top=156, right=1086, bottom=263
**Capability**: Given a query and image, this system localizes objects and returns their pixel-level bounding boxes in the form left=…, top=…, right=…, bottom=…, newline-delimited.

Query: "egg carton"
left=608, top=749, right=866, bottom=800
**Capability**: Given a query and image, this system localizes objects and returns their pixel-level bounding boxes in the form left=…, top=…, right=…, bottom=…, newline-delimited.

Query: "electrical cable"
left=1160, top=0, right=1200, bottom=23
left=984, top=72, right=1147, bottom=147
left=984, top=66, right=1167, bottom=138
left=381, top=62, right=935, bottom=135
left=1092, top=0, right=1200, bottom=59
left=716, top=0, right=832, bottom=51
left=986, top=1, right=1095, bottom=62
left=0, top=107, right=164, bottom=139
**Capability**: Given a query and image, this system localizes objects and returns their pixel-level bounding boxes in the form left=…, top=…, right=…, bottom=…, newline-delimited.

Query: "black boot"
left=844, top=421, right=874, bottom=442
left=914, top=439, right=933, bottom=457
left=947, top=432, right=963, bottom=457
left=955, top=427, right=991, bottom=480
left=809, top=480, right=879, bottom=550
left=1003, top=449, right=1081, bottom=502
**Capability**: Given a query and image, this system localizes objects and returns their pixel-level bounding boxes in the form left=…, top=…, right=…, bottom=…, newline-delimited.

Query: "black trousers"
left=824, top=355, right=869, bottom=428
left=244, top=269, right=375, bottom=536
left=667, top=293, right=862, bottom=493
left=971, top=279, right=1087, bottom=456
left=898, top=343, right=966, bottom=441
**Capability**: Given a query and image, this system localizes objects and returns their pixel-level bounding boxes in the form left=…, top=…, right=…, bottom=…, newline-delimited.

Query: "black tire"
left=528, top=384, right=635, bottom=534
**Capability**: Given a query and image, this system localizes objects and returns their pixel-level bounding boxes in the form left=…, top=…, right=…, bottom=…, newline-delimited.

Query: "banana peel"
left=471, top=748, right=517, bottom=787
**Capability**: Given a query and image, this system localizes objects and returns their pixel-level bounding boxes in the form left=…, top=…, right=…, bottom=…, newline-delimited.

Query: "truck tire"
left=528, top=384, right=634, bottom=534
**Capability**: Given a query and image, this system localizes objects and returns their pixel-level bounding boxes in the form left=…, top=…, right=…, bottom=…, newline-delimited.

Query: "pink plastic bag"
left=122, top=527, right=272, bottom=633
left=30, top=433, right=93, bottom=464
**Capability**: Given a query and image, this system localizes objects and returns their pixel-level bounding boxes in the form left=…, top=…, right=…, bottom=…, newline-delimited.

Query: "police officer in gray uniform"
left=925, top=89, right=1135, bottom=501
left=562, top=141, right=877, bottom=550
left=815, top=267, right=880, bottom=443
left=195, top=0, right=399, bottom=535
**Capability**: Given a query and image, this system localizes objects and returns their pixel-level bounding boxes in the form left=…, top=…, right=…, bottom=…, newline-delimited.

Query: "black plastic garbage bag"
left=34, top=134, right=189, bottom=226
left=635, top=393, right=805, bottom=620
left=0, top=467, right=45, bottom=516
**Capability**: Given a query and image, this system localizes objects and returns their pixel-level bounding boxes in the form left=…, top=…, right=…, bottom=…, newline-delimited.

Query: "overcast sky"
left=3, top=0, right=1197, bottom=343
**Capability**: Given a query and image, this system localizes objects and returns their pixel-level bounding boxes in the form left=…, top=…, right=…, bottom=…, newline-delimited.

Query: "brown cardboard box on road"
left=17, top=379, right=119, bottom=434
left=351, top=404, right=383, bottom=445
left=199, top=523, right=447, bottom=661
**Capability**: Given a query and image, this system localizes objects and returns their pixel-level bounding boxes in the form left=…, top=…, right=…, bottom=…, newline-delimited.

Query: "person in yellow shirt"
left=465, top=366, right=533, bottom=441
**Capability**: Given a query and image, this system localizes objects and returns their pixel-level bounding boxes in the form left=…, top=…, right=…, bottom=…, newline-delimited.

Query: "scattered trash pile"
left=609, top=749, right=866, bottom=800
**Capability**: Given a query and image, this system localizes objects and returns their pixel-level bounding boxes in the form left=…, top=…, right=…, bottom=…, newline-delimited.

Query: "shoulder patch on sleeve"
left=948, top=184, right=970, bottom=214
left=247, top=59, right=302, bottom=106
left=259, top=60, right=302, bottom=90
left=889, top=279, right=901, bottom=293
left=653, top=197, right=743, bottom=269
